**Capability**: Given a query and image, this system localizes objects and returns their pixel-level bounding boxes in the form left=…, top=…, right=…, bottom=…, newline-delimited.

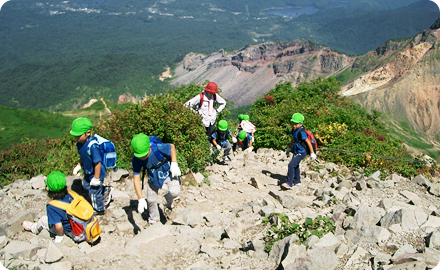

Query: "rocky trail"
left=1, top=149, right=440, bottom=270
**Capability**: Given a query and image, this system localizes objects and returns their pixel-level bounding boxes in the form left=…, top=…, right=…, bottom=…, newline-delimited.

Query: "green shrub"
left=250, top=77, right=435, bottom=177
left=262, top=214, right=335, bottom=253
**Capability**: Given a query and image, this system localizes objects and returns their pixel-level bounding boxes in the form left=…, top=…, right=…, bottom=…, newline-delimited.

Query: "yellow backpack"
left=49, top=190, right=102, bottom=244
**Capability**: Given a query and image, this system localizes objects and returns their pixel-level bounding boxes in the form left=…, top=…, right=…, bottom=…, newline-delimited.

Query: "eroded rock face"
left=1, top=149, right=440, bottom=269
left=171, top=39, right=355, bottom=108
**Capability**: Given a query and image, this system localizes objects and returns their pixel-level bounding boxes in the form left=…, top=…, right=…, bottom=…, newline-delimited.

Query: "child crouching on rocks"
left=22, top=171, right=75, bottom=244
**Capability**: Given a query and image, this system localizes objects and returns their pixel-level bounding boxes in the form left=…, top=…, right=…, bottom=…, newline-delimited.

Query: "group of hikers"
left=21, top=81, right=316, bottom=245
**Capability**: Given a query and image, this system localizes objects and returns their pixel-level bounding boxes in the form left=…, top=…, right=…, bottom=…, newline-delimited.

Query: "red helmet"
left=204, top=82, right=218, bottom=93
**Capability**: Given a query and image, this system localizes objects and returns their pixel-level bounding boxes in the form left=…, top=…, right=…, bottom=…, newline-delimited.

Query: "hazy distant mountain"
left=0, top=0, right=438, bottom=111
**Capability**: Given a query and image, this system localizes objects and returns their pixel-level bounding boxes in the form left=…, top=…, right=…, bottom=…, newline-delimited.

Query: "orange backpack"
left=49, top=190, right=101, bottom=244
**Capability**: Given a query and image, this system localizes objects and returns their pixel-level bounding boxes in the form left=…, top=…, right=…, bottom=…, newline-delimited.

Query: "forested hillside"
left=0, top=0, right=438, bottom=111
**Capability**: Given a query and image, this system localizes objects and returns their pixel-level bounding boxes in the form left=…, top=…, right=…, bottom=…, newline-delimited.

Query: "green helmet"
left=290, top=113, right=305, bottom=124
left=243, top=115, right=250, bottom=121
left=70, top=117, right=93, bottom=136
left=238, top=114, right=245, bottom=120
left=218, top=120, right=228, bottom=131
left=46, top=171, right=66, bottom=192
left=131, top=133, right=150, bottom=158
left=238, top=130, right=247, bottom=141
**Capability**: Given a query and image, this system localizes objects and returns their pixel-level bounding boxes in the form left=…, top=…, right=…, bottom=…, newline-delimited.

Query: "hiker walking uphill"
left=235, top=130, right=254, bottom=153
left=184, top=82, right=226, bottom=142
left=131, top=133, right=182, bottom=224
left=282, top=113, right=317, bottom=189
left=21, top=172, right=78, bottom=243
left=212, top=120, right=237, bottom=162
left=70, top=117, right=111, bottom=215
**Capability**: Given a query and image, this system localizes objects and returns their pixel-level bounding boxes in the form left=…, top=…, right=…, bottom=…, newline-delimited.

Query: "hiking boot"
left=223, top=156, right=231, bottom=162
left=103, top=186, right=112, bottom=207
left=163, top=207, right=172, bottom=220
left=94, top=210, right=105, bottom=216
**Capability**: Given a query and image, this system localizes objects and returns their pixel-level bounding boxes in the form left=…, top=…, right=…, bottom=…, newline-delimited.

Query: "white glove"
left=90, top=177, right=100, bottom=187
left=138, top=198, right=147, bottom=214
left=248, top=146, right=253, bottom=153
left=232, top=137, right=237, bottom=143
left=54, top=235, right=64, bottom=244
left=170, top=162, right=181, bottom=177
left=73, top=164, right=81, bottom=176
left=310, top=152, right=317, bottom=161
left=216, top=145, right=222, bottom=150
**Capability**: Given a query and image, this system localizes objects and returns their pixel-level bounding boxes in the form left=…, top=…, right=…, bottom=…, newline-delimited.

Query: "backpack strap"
left=67, top=190, right=79, bottom=198
left=293, top=126, right=305, bottom=143
left=48, top=200, right=70, bottom=210
left=87, top=136, right=97, bottom=156
left=141, top=143, right=169, bottom=189
left=197, top=92, right=204, bottom=110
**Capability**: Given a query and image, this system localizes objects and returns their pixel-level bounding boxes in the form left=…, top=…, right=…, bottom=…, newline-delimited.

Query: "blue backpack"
left=141, top=136, right=169, bottom=189
left=87, top=134, right=117, bottom=169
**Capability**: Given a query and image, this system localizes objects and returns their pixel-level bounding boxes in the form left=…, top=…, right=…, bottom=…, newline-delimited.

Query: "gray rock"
left=108, top=168, right=129, bottom=181
left=44, top=241, right=63, bottom=263
left=21, top=189, right=42, bottom=197
left=372, top=252, right=391, bottom=269
left=392, top=244, right=417, bottom=259
left=286, top=246, right=338, bottom=270
left=428, top=183, right=440, bottom=197
left=172, top=207, right=203, bottom=227
left=200, top=245, right=222, bottom=259
left=125, top=222, right=172, bottom=247
left=192, top=172, right=205, bottom=185
left=380, top=208, right=429, bottom=232
left=387, top=261, right=427, bottom=270
left=345, top=226, right=385, bottom=244
left=411, top=174, right=431, bottom=188
left=281, top=243, right=307, bottom=269
left=259, top=206, right=274, bottom=217
left=426, top=231, right=440, bottom=249
left=5, top=211, right=36, bottom=235
left=400, top=190, right=423, bottom=207
left=224, top=220, right=242, bottom=241
left=314, top=232, right=340, bottom=251
left=0, top=235, right=9, bottom=249
left=250, top=177, right=264, bottom=189
left=348, top=204, right=385, bottom=230
left=29, top=175, right=46, bottom=190
left=3, top=240, right=39, bottom=259
left=204, top=226, right=223, bottom=241
left=38, top=261, right=72, bottom=270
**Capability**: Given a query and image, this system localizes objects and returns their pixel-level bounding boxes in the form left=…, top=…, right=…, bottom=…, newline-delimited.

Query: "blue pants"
left=286, top=152, right=307, bottom=186
left=82, top=177, right=104, bottom=212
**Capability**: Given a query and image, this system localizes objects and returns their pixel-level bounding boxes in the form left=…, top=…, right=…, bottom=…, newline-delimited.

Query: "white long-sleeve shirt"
left=184, top=91, right=226, bottom=127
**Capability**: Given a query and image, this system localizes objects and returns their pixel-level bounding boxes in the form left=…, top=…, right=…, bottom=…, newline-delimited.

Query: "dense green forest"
left=0, top=0, right=438, bottom=111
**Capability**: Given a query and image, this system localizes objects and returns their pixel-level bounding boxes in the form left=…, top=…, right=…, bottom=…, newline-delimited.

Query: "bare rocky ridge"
left=171, top=40, right=355, bottom=108
left=1, top=149, right=440, bottom=269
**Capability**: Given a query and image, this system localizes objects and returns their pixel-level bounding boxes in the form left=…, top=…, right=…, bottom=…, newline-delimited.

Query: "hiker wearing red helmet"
left=184, top=82, right=227, bottom=142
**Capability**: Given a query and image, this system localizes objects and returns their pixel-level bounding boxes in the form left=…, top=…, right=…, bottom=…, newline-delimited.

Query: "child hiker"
left=211, top=120, right=237, bottom=162
left=235, top=130, right=253, bottom=153
left=70, top=117, right=111, bottom=215
left=282, top=113, right=317, bottom=189
left=131, top=133, right=182, bottom=224
left=22, top=171, right=75, bottom=243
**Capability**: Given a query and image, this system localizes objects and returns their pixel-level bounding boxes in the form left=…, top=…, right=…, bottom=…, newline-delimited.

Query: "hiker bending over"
left=22, top=172, right=75, bottom=243
left=184, top=82, right=226, bottom=142
left=235, top=130, right=253, bottom=153
left=282, top=113, right=316, bottom=189
left=131, top=133, right=181, bottom=224
left=70, top=117, right=111, bottom=215
left=212, top=120, right=236, bottom=162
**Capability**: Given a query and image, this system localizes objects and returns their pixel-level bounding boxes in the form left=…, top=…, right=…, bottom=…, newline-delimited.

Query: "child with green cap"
left=282, top=113, right=317, bottom=189
left=22, top=171, right=75, bottom=243
left=235, top=130, right=253, bottom=153
left=211, top=120, right=236, bottom=162
left=131, top=133, right=182, bottom=224
left=70, top=117, right=110, bottom=215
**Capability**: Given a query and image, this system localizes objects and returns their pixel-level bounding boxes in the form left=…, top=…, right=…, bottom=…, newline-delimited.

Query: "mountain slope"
left=171, top=40, right=355, bottom=108
left=340, top=20, right=440, bottom=157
